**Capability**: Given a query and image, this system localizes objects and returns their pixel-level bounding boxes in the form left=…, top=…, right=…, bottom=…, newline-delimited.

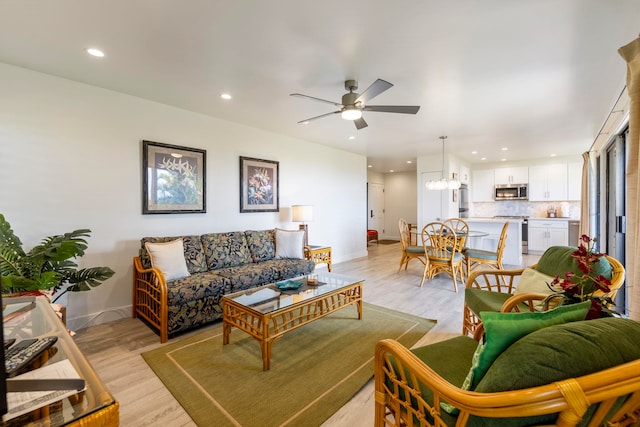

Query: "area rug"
left=142, top=303, right=435, bottom=427
left=377, top=239, right=400, bottom=245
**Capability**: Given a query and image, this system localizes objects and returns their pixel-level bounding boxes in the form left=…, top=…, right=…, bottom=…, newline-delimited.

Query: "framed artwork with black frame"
left=142, top=140, right=206, bottom=214
left=239, top=156, right=279, bottom=212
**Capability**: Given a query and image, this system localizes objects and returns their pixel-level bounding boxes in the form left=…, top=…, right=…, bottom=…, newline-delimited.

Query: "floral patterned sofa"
left=133, top=229, right=314, bottom=342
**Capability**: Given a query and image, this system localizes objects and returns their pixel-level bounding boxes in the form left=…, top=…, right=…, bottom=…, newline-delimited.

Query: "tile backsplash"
left=471, top=201, right=580, bottom=219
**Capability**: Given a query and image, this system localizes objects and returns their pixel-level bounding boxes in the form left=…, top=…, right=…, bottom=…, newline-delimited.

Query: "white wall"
left=381, top=171, right=417, bottom=240
left=0, top=63, right=368, bottom=330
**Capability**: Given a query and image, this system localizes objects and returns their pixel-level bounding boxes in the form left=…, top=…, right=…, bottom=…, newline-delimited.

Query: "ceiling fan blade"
left=354, top=79, right=393, bottom=105
left=297, top=111, right=341, bottom=124
left=354, top=117, right=368, bottom=130
left=290, top=93, right=341, bottom=107
left=363, top=105, right=421, bottom=114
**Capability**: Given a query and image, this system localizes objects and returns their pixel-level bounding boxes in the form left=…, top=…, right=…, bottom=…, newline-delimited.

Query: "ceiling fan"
left=290, top=79, right=420, bottom=130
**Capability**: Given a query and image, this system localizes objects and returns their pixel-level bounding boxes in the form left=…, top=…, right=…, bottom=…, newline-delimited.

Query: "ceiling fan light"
left=341, top=108, right=362, bottom=121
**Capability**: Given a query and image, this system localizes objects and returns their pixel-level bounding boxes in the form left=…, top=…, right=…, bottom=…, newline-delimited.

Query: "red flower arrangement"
left=547, top=235, right=615, bottom=319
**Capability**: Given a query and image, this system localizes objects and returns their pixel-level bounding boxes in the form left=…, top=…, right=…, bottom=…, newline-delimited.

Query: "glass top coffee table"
left=221, top=272, right=364, bottom=370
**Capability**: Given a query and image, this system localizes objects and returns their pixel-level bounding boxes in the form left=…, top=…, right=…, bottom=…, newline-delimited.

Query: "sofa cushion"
left=145, top=239, right=190, bottom=281
left=245, top=229, right=276, bottom=263
left=470, top=301, right=591, bottom=388
left=166, top=271, right=232, bottom=306
left=140, top=235, right=208, bottom=274
left=272, top=259, right=314, bottom=280
left=535, top=245, right=612, bottom=283
left=466, top=318, right=640, bottom=427
left=275, top=228, right=305, bottom=259
left=216, top=264, right=281, bottom=292
left=477, top=317, right=640, bottom=392
left=202, top=232, right=251, bottom=269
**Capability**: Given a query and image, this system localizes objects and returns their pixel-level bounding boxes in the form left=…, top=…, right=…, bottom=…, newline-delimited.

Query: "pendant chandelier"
left=425, top=136, right=461, bottom=190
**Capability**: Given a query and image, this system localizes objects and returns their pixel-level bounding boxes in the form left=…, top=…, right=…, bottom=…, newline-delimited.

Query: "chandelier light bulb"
left=425, top=135, right=461, bottom=191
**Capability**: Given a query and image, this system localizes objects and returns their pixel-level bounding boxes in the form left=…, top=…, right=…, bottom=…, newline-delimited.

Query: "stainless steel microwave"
left=495, top=184, right=528, bottom=200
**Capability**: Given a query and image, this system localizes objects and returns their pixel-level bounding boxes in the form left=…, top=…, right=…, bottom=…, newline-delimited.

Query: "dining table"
left=410, top=229, right=489, bottom=247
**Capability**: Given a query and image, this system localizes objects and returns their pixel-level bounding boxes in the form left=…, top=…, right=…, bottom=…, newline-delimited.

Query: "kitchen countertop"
left=466, top=217, right=524, bottom=223
left=528, top=217, right=579, bottom=221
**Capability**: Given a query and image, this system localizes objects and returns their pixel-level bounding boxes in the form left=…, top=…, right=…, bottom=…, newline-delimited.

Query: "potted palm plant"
left=0, top=214, right=114, bottom=303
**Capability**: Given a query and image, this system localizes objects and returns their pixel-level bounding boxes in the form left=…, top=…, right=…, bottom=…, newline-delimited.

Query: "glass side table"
left=2, top=296, right=119, bottom=426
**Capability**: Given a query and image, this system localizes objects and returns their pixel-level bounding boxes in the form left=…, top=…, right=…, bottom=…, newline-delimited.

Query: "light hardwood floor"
left=74, top=242, right=539, bottom=427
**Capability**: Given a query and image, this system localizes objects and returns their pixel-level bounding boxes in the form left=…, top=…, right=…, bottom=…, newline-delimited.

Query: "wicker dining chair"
left=464, top=221, right=509, bottom=277
left=397, top=218, right=427, bottom=273
left=421, top=222, right=465, bottom=291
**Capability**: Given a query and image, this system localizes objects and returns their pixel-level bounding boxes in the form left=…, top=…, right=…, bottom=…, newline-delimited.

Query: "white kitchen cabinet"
left=529, top=164, right=568, bottom=201
left=494, top=166, right=528, bottom=185
left=459, top=164, right=470, bottom=184
left=471, top=169, right=494, bottom=202
left=528, top=219, right=568, bottom=253
left=567, top=162, right=582, bottom=201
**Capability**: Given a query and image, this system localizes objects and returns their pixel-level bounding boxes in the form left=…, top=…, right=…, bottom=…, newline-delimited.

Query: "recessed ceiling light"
left=406, top=160, right=412, bottom=164
left=501, top=158, right=507, bottom=161
left=389, top=170, right=395, bottom=173
left=550, top=153, right=557, bottom=157
left=501, top=147, right=508, bottom=151
left=348, top=136, right=355, bottom=140
left=86, top=48, right=105, bottom=57
left=471, top=151, right=478, bottom=154
left=481, top=157, right=487, bottom=161
left=368, top=165, right=372, bottom=168
left=220, top=93, right=232, bottom=100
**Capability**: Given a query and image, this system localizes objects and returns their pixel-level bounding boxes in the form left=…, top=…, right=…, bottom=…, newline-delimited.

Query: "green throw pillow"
left=470, top=301, right=591, bottom=389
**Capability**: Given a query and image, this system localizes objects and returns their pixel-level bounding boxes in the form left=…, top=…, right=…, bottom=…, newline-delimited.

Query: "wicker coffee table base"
left=222, top=281, right=363, bottom=370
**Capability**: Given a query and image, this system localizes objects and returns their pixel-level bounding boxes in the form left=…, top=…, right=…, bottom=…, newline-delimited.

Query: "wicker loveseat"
left=133, top=229, right=314, bottom=342
left=375, top=310, right=640, bottom=427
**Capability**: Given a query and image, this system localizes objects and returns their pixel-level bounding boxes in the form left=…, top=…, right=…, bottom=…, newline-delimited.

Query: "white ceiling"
left=1, top=1, right=638, bottom=173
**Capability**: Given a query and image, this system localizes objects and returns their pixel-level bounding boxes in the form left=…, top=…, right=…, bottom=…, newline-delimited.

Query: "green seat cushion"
left=409, top=336, right=479, bottom=425
left=464, top=288, right=515, bottom=314
left=465, top=248, right=498, bottom=261
left=535, top=245, right=612, bottom=281
left=467, top=317, right=640, bottom=427
left=471, top=301, right=591, bottom=388
left=405, top=245, right=425, bottom=254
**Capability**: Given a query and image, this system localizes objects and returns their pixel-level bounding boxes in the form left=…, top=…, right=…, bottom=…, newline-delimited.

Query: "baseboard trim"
left=68, top=305, right=132, bottom=331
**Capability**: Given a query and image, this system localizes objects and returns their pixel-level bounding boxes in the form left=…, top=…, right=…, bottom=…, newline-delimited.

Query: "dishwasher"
left=569, top=220, right=580, bottom=246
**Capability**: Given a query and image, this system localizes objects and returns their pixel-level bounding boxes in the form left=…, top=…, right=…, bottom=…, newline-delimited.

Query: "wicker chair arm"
left=374, top=338, right=640, bottom=426
left=132, top=256, right=169, bottom=342
left=465, top=267, right=527, bottom=293
left=500, top=292, right=563, bottom=313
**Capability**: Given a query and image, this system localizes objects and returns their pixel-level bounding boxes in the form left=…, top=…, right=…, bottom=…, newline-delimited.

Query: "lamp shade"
left=292, top=205, right=313, bottom=222
left=341, top=108, right=362, bottom=120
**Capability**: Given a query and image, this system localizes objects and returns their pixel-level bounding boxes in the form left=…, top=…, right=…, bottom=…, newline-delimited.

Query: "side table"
left=305, top=245, right=332, bottom=272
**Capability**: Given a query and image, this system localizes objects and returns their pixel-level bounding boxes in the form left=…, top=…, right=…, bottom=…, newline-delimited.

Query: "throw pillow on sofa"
left=145, top=239, right=190, bottom=281
left=275, top=228, right=305, bottom=259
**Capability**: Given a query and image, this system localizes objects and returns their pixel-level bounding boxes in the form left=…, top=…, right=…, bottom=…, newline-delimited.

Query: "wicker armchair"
left=375, top=317, right=640, bottom=427
left=462, top=247, right=625, bottom=336
left=398, top=218, right=427, bottom=273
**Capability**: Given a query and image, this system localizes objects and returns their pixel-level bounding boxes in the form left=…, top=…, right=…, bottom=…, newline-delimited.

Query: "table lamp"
left=292, top=205, right=313, bottom=246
